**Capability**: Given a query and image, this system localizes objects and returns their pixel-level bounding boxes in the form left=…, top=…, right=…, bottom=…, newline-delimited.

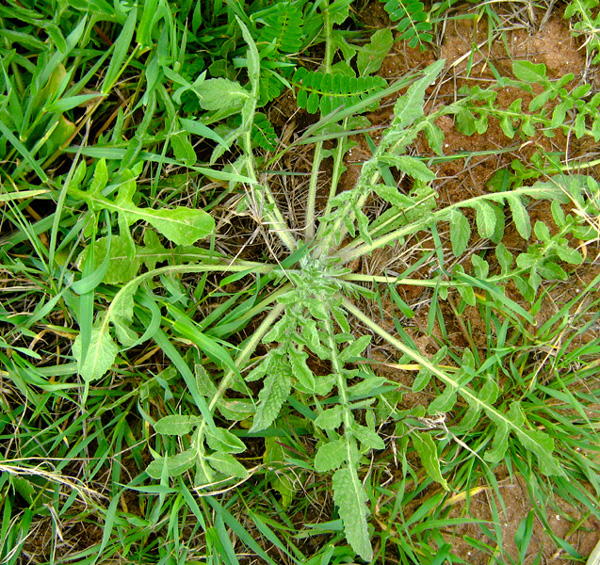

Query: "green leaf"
left=250, top=368, right=292, bottom=432
left=507, top=196, right=531, bottom=240
left=122, top=203, right=214, bottom=246
left=338, top=335, right=372, bottom=363
left=207, top=452, right=249, bottom=479
left=102, top=7, right=137, bottom=94
left=485, top=401, right=563, bottom=475
left=146, top=449, right=196, bottom=479
left=315, top=405, right=343, bottom=430
left=195, top=78, right=249, bottom=112
left=70, top=174, right=215, bottom=246
left=72, top=320, right=118, bottom=383
left=179, top=117, right=229, bottom=149
left=449, top=210, right=471, bottom=256
left=357, top=28, right=394, bottom=76
left=473, top=200, right=496, bottom=239
left=264, top=437, right=296, bottom=509
left=205, top=427, right=246, bottom=454
left=76, top=234, right=138, bottom=284
left=288, top=346, right=316, bottom=392
left=315, top=439, right=347, bottom=472
left=332, top=466, right=373, bottom=561
left=171, top=132, right=197, bottom=166
left=393, top=59, right=445, bottom=128
left=353, top=424, right=385, bottom=450
left=512, top=60, right=547, bottom=84
left=155, top=415, right=202, bottom=436
left=412, top=432, right=449, bottom=490
left=381, top=155, right=436, bottom=182
left=555, top=245, right=583, bottom=264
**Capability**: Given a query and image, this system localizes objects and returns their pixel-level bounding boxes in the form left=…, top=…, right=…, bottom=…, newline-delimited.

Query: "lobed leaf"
left=332, top=465, right=373, bottom=561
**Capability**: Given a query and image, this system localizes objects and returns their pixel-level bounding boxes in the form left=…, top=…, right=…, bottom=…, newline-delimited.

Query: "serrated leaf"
left=412, top=432, right=449, bottom=490
left=393, top=60, right=445, bottom=128
left=314, top=439, right=347, bottom=472
left=72, top=321, right=118, bottom=383
left=449, top=209, right=471, bottom=256
left=423, top=121, right=445, bottom=155
left=507, top=196, right=531, bottom=240
left=357, top=28, right=393, bottom=77
left=333, top=466, right=373, bottom=561
left=71, top=174, right=215, bottom=246
left=207, top=452, right=249, bottom=479
left=155, top=415, right=202, bottom=436
left=315, top=405, right=343, bottom=430
left=288, top=345, right=316, bottom=391
left=250, top=368, right=291, bottom=433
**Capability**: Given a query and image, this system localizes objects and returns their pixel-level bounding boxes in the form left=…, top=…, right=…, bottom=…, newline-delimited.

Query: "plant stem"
left=305, top=141, right=323, bottom=242
left=338, top=184, right=569, bottom=263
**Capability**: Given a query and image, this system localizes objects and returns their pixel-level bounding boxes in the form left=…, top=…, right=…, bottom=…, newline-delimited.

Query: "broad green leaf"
left=146, top=449, right=196, bottom=479
left=171, top=132, right=197, bottom=166
left=121, top=203, right=214, bottom=246
left=314, top=439, right=347, bottom=472
left=495, top=242, right=514, bottom=274
left=357, top=28, right=393, bottom=76
left=333, top=466, right=373, bottom=561
left=423, top=121, right=445, bottom=155
left=205, top=427, right=246, bottom=454
left=512, top=60, right=547, bottom=84
left=70, top=175, right=215, bottom=246
left=208, top=452, right=249, bottom=479
left=76, top=234, right=138, bottom=284
left=195, top=78, right=249, bottom=112
left=314, top=405, right=343, bottom=431
left=555, top=245, right=583, bottom=264
left=72, top=321, right=118, bottom=383
left=412, top=432, right=449, bottom=490
left=507, top=196, right=531, bottom=240
left=471, top=254, right=489, bottom=278
left=473, top=201, right=496, bottom=239
left=155, top=415, right=201, bottom=436
left=250, top=369, right=291, bottom=432
left=449, top=210, right=471, bottom=256
left=353, top=424, right=385, bottom=450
